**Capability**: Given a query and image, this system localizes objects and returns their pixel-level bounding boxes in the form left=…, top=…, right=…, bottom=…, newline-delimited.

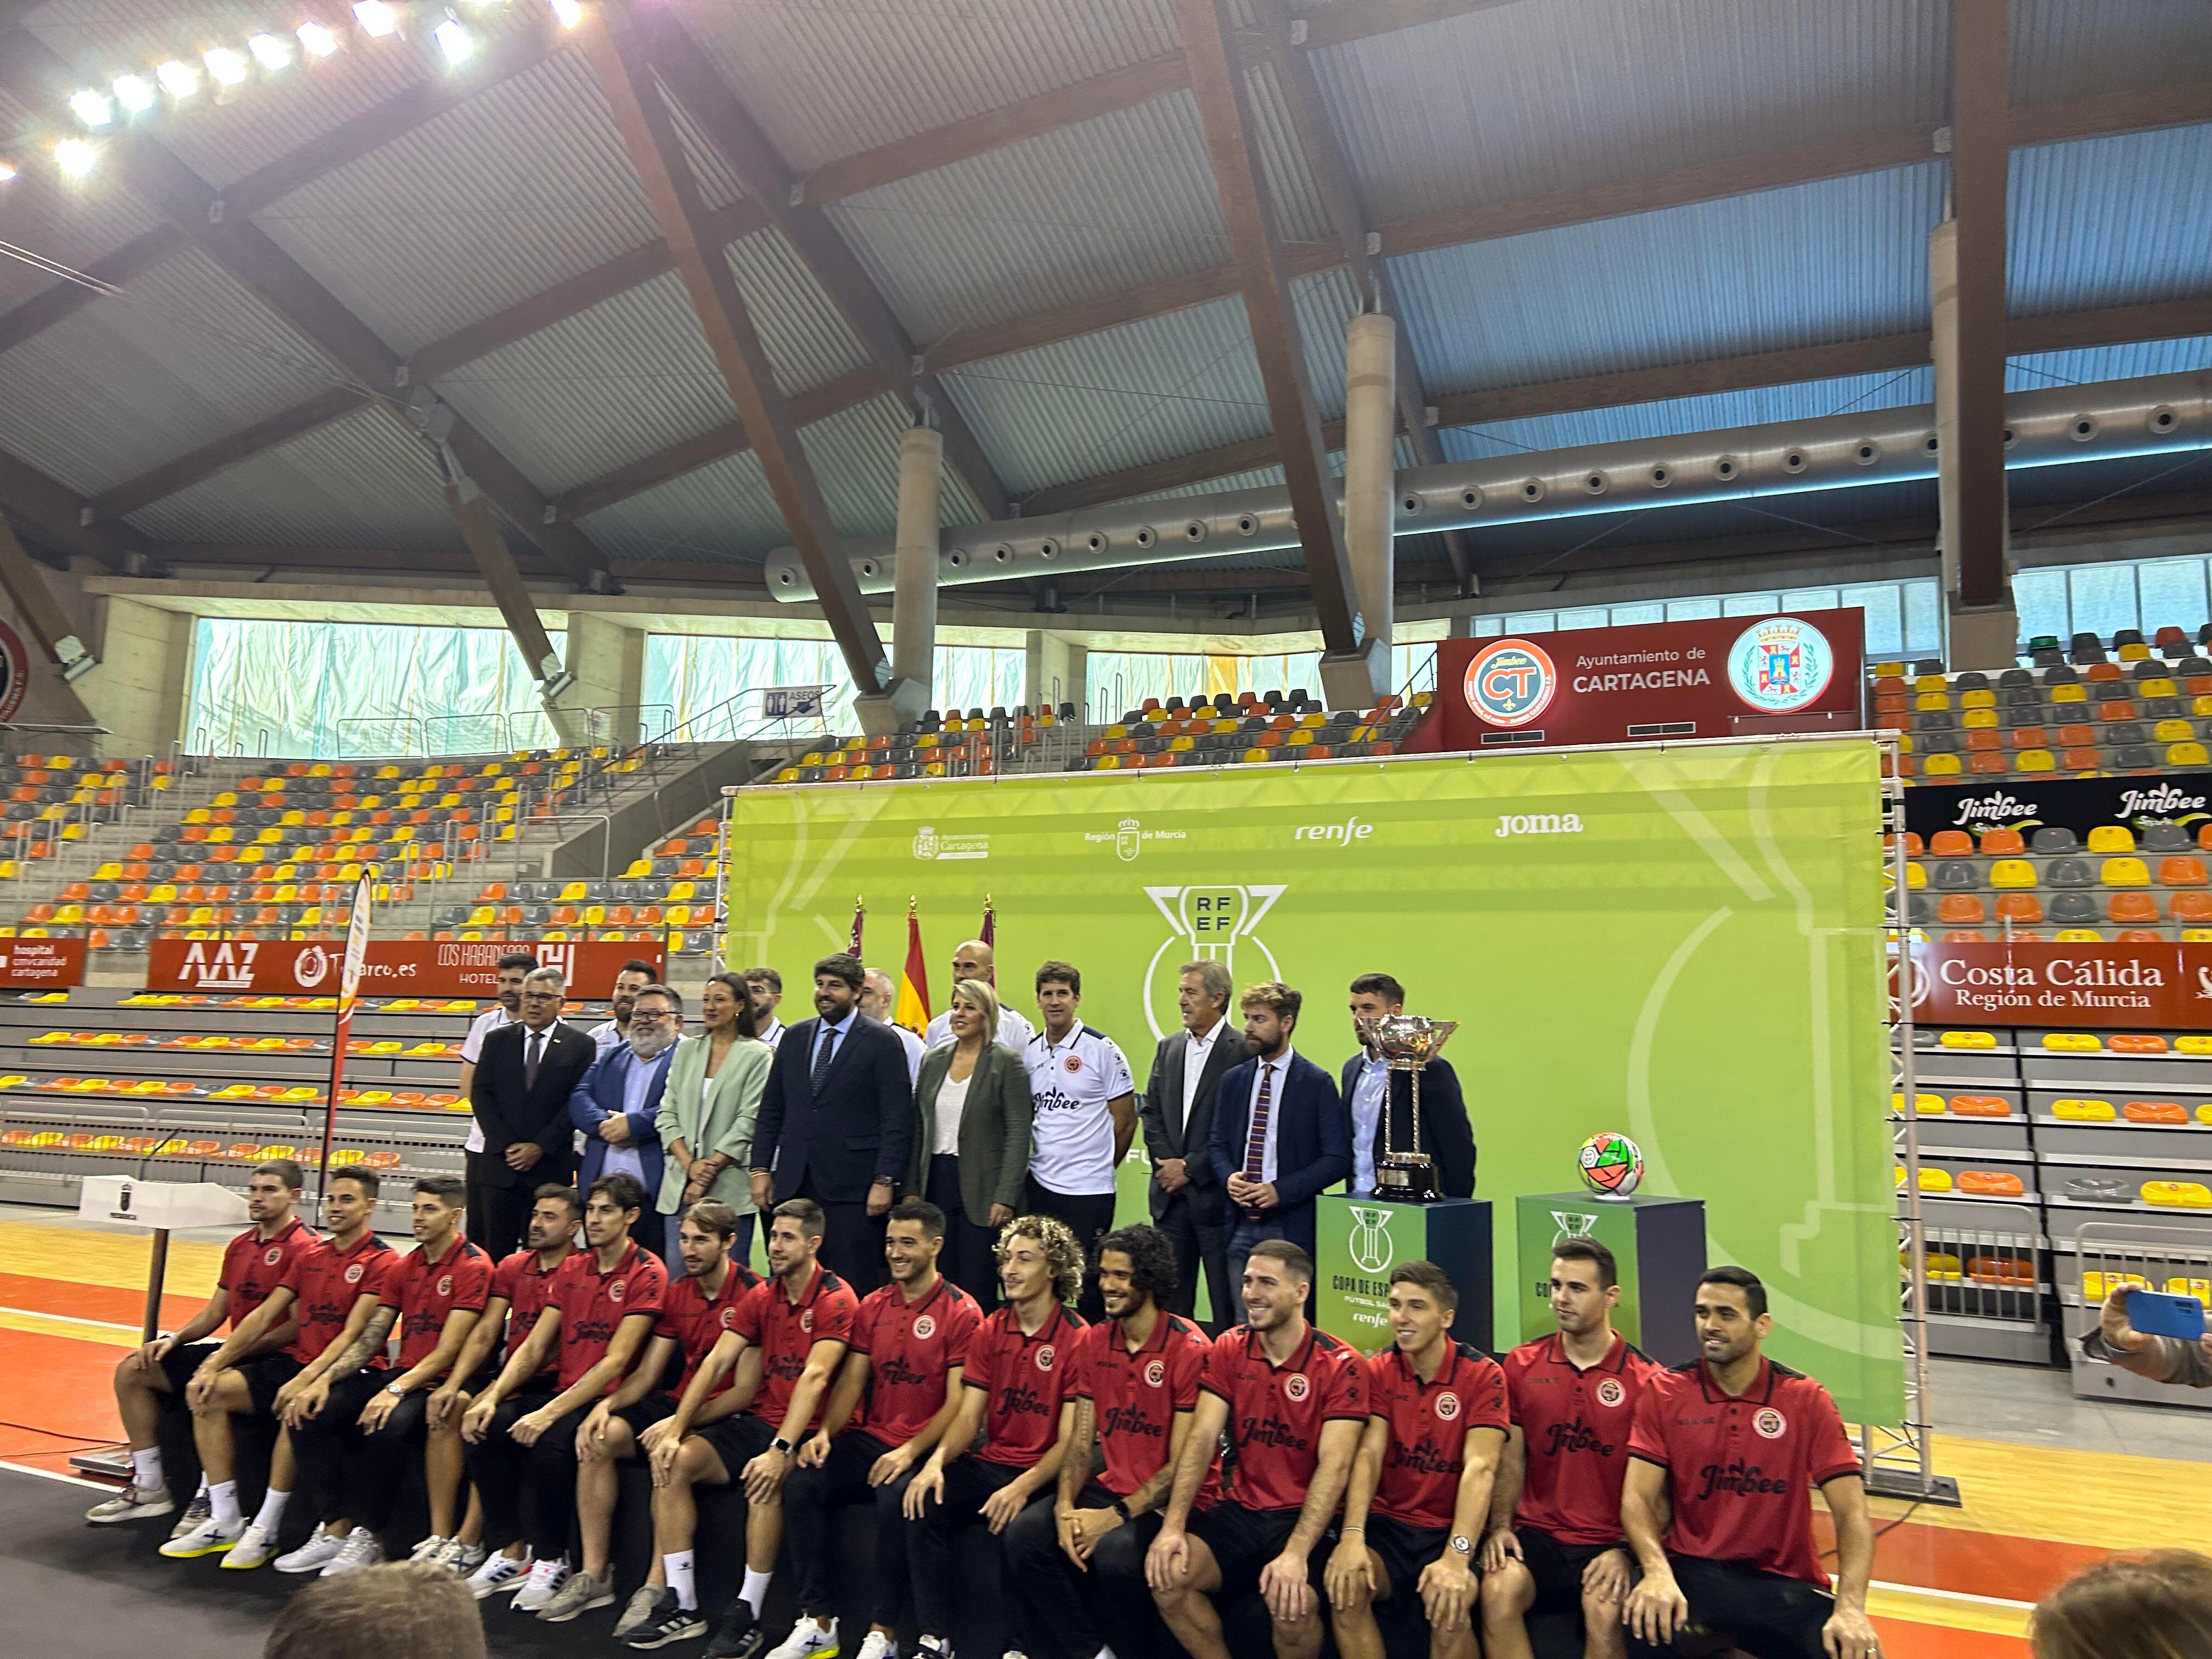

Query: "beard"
left=630, top=1029, right=675, bottom=1060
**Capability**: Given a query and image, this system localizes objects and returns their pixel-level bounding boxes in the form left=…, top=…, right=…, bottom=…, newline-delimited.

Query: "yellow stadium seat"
left=2140, top=678, right=2178, bottom=698
left=1922, top=753, right=1962, bottom=776
left=2015, top=748, right=2056, bottom=772
left=1913, top=674, right=1948, bottom=693
left=1961, top=689, right=1995, bottom=709
left=558, top=882, right=587, bottom=902
left=665, top=904, right=693, bottom=927
left=1914, top=692, right=1950, bottom=711
left=1989, top=859, right=2036, bottom=889
left=2053, top=928, right=2104, bottom=941
left=2086, top=825, right=2135, bottom=853
left=2050, top=682, right=2087, bottom=704
left=467, top=906, right=494, bottom=925
left=2153, top=719, right=2195, bottom=743
left=1875, top=661, right=1905, bottom=676
left=2170, top=743, right=2210, bottom=767
left=1961, top=708, right=1998, bottom=729
left=2194, top=696, right=2212, bottom=718
left=665, top=881, right=696, bottom=901
left=2118, top=642, right=2151, bottom=662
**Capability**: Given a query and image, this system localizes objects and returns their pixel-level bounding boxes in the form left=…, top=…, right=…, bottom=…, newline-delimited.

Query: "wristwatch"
left=770, top=1436, right=794, bottom=1456
left=1110, top=1499, right=1132, bottom=1522
left=385, top=1380, right=410, bottom=1398
left=1449, top=1534, right=1474, bottom=1558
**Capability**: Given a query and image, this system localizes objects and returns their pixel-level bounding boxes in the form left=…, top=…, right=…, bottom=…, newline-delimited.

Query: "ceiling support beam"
left=1172, top=0, right=1363, bottom=684
left=641, top=16, right=1011, bottom=521
left=1256, top=0, right=1471, bottom=595
left=89, top=386, right=369, bottom=524
left=0, top=512, right=94, bottom=674
left=1949, top=0, right=2012, bottom=609
left=576, top=2, right=890, bottom=696
left=0, top=446, right=148, bottom=572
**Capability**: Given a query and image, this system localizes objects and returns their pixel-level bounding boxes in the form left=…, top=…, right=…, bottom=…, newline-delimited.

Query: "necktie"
left=811, top=1024, right=837, bottom=1095
left=1242, top=1061, right=1274, bottom=1214
left=524, top=1031, right=543, bottom=1090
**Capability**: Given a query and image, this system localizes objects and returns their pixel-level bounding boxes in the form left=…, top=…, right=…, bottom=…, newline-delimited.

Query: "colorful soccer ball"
left=1578, top=1132, right=1644, bottom=1197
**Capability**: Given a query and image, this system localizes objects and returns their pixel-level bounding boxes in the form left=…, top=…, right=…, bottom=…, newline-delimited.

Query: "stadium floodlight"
left=155, top=59, right=200, bottom=99
left=550, top=0, right=583, bottom=26
left=55, top=138, right=97, bottom=177
left=353, top=1, right=399, bottom=37
left=296, top=20, right=341, bottom=57
left=0, top=159, right=17, bottom=182
left=69, top=89, right=114, bottom=127
left=204, top=47, right=250, bottom=87
left=112, top=74, right=156, bottom=113
left=248, top=32, right=294, bottom=71
left=433, top=16, right=475, bottom=64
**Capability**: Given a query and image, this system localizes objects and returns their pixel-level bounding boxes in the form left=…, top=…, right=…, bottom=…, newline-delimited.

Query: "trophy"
left=1355, top=1014, right=1459, bottom=1204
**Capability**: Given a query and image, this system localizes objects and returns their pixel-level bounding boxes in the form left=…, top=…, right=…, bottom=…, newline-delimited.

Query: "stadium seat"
left=2102, top=857, right=2152, bottom=887
left=2086, top=825, right=2136, bottom=853
left=2108, top=891, right=2161, bottom=926
left=2170, top=742, right=2211, bottom=766
left=1978, top=826, right=2026, bottom=856
left=2015, top=748, right=2057, bottom=772
left=1922, top=753, right=1962, bottom=776
left=2159, top=856, right=2209, bottom=887
left=2172, top=892, right=2212, bottom=924
left=1988, top=859, right=2036, bottom=889
left=1994, top=893, right=2044, bottom=926
left=2047, top=891, right=2101, bottom=924
left=1936, top=894, right=1985, bottom=926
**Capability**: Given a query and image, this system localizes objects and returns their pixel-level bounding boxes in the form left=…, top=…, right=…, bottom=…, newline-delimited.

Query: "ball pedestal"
left=1514, top=1192, right=1707, bottom=1368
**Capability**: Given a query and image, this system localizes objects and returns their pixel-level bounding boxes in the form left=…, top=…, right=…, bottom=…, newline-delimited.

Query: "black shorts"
left=1520, top=1525, right=1622, bottom=1615
left=1367, top=1515, right=1451, bottom=1600
left=239, top=1352, right=305, bottom=1417
left=1191, top=1502, right=1324, bottom=1602
left=692, top=1410, right=775, bottom=1480
left=156, top=1339, right=223, bottom=1395
left=1624, top=1555, right=1835, bottom=1659
left=615, top=1394, right=678, bottom=1438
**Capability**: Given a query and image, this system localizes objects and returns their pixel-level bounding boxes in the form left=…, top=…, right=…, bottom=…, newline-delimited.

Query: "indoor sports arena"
left=0, top=3, right=2209, bottom=1658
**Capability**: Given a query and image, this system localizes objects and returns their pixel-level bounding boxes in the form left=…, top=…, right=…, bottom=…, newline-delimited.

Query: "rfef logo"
left=1727, top=618, right=1833, bottom=713
left=1464, top=639, right=1557, bottom=728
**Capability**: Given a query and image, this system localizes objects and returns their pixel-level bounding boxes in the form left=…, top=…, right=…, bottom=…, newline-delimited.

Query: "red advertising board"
left=146, top=939, right=665, bottom=998
left=1426, top=608, right=1866, bottom=752
left=1905, top=938, right=2212, bottom=1029
left=0, top=936, right=86, bottom=988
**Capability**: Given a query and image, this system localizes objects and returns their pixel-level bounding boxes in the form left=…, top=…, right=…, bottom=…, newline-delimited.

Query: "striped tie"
left=1242, top=1061, right=1274, bottom=1215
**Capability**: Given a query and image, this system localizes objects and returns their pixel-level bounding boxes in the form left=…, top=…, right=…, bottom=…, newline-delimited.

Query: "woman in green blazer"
left=657, top=972, right=774, bottom=1269
left=909, top=977, right=1034, bottom=1304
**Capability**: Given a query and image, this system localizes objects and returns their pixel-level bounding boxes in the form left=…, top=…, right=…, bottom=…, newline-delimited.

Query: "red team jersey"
left=218, top=1216, right=315, bottom=1331
left=1367, top=1342, right=1509, bottom=1531
left=1627, top=1358, right=1860, bottom=1588
left=490, top=1248, right=570, bottom=1375
left=654, top=1261, right=764, bottom=1396
left=964, top=1302, right=1087, bottom=1469
left=732, top=1265, right=859, bottom=1431
left=1200, top=1323, right=1367, bottom=1513
left=1068, top=1311, right=1218, bottom=1505
left=851, top=1276, right=982, bottom=1446
left=388, top=1238, right=494, bottom=1372
left=279, top=1231, right=395, bottom=1365
left=550, top=1241, right=669, bottom=1392
left=1503, top=1332, right=1664, bottom=1546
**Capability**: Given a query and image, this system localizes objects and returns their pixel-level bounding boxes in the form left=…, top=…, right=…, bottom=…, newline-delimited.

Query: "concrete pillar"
left=72, top=596, right=191, bottom=758
left=1946, top=596, right=2021, bottom=673
left=1024, top=630, right=1079, bottom=715
left=1929, top=221, right=1962, bottom=604
left=1344, top=311, right=1397, bottom=656
left=560, top=611, right=646, bottom=747
left=892, top=427, right=941, bottom=708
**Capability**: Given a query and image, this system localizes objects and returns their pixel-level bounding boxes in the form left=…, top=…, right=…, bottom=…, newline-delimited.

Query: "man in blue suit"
left=1210, top=980, right=1351, bottom=1322
left=569, top=983, right=678, bottom=1257
left=748, top=952, right=916, bottom=1293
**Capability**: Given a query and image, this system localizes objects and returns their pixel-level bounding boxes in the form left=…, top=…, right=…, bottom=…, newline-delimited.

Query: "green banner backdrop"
left=727, top=740, right=1902, bottom=1425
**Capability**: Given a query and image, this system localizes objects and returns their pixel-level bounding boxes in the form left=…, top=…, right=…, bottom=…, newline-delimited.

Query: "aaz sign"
left=148, top=939, right=664, bottom=997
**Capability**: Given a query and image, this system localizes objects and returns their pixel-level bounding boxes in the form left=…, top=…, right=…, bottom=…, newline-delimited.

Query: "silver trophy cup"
left=1355, top=1014, right=1459, bottom=1204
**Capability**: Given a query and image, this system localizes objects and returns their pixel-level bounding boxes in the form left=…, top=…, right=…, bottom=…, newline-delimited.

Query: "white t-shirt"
left=924, top=1005, right=1036, bottom=1052
left=887, top=1022, right=925, bottom=1088
left=932, top=1070, right=972, bottom=1158
left=760, top=1018, right=785, bottom=1051
left=587, top=1018, right=625, bottom=1055
left=460, top=1005, right=515, bottom=1155
left=1023, top=1024, right=1136, bottom=1197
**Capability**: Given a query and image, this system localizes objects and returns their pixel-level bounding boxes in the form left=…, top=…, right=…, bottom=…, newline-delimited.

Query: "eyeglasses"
left=630, top=1009, right=670, bottom=1023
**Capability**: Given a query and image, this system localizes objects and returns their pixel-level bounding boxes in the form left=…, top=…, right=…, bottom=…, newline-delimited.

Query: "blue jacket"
left=1209, top=1049, right=1351, bottom=1251
left=569, top=1042, right=674, bottom=1198
left=751, top=1013, right=915, bottom=1205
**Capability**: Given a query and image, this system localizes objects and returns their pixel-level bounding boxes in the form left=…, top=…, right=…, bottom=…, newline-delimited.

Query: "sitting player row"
left=89, top=1158, right=1878, bottom=1659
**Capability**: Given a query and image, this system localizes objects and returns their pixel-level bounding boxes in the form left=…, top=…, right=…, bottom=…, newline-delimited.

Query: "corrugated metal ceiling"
left=2010, top=126, right=2212, bottom=317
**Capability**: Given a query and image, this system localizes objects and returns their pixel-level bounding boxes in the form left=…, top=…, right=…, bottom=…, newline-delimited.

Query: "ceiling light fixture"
left=155, top=59, right=201, bottom=98
left=296, top=20, right=340, bottom=57
left=248, top=32, right=294, bottom=70
left=69, top=89, right=114, bottom=127
left=550, top=0, right=582, bottom=26
left=55, top=138, right=97, bottom=177
left=433, top=15, right=475, bottom=64
left=204, top=47, right=249, bottom=86
left=112, top=74, right=156, bottom=112
left=353, top=1, right=399, bottom=36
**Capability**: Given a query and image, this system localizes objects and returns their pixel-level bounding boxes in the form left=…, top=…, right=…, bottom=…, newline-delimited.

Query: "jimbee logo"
left=1144, top=1359, right=1166, bottom=1388
left=1753, top=1407, right=1787, bottom=1440
left=1596, top=1377, right=1625, bottom=1408
left=1139, top=884, right=1285, bottom=1040
left=1465, top=639, right=1557, bottom=729
left=1436, top=1392, right=1461, bottom=1421
left=1727, top=618, right=1832, bottom=714
left=913, top=1314, right=936, bottom=1340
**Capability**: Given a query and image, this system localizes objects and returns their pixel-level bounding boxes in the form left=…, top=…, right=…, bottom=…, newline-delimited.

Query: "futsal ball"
left=1578, top=1132, right=1644, bottom=1197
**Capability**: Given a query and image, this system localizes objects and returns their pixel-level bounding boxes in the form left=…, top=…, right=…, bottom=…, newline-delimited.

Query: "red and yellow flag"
left=894, top=901, right=930, bottom=1034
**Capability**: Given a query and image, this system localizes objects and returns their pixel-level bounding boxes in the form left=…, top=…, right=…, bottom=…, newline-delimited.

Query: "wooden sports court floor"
left=4, top=1206, right=2209, bottom=1657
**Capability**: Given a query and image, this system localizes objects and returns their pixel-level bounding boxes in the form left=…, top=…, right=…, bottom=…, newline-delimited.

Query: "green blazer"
left=656, top=1032, right=773, bottom=1216
left=909, top=1040, right=1034, bottom=1222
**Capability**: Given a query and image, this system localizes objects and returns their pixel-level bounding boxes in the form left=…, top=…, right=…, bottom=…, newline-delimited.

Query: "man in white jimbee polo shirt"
left=1022, top=960, right=1137, bottom=1319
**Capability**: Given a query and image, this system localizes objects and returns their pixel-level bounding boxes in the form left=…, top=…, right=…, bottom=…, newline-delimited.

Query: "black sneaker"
left=703, top=1600, right=765, bottom=1659
left=624, top=1590, right=708, bottom=1650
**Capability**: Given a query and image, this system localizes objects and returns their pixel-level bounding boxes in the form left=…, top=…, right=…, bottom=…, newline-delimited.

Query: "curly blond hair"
left=994, top=1211, right=1085, bottom=1307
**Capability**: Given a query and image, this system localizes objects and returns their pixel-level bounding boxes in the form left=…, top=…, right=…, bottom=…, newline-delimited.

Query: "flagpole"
left=315, top=871, right=374, bottom=1201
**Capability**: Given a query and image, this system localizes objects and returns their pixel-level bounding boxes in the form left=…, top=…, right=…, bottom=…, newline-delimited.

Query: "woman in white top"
left=906, top=977, right=1033, bottom=1304
left=656, top=971, right=774, bottom=1269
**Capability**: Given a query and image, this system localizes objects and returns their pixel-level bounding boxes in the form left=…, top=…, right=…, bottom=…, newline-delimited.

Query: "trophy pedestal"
left=1514, top=1192, right=1707, bottom=1368
left=1316, top=1195, right=1492, bottom=1352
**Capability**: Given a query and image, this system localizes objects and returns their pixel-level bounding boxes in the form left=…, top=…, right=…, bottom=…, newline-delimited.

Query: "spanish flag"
left=894, top=901, right=930, bottom=1035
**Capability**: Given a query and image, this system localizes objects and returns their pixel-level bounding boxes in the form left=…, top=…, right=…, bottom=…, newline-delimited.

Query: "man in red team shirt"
left=1327, top=1261, right=1506, bottom=1659
left=427, top=1183, right=579, bottom=1579
left=1481, top=1239, right=1661, bottom=1659
left=550, top=1200, right=760, bottom=1630
left=168, top=1169, right=395, bottom=1569
left=88, top=1158, right=311, bottom=1531
left=643, top=1197, right=857, bottom=1658
left=1620, top=1267, right=1878, bottom=1659
left=1147, top=1239, right=1366, bottom=1659
left=902, top=1212, right=1087, bottom=1659
left=276, top=1175, right=492, bottom=1576
left=1007, top=1222, right=1212, bottom=1659
left=462, top=1173, right=668, bottom=1615
left=766, top=1197, right=983, bottom=1659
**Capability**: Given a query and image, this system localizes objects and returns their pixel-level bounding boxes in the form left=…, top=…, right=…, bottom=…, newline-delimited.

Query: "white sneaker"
left=439, top=1538, right=488, bottom=1575
left=168, top=1491, right=212, bottom=1539
left=466, top=1550, right=532, bottom=1599
left=511, top=1558, right=572, bottom=1613
left=86, top=1482, right=174, bottom=1524
left=768, top=1620, right=839, bottom=1659
left=915, top=1640, right=952, bottom=1659
left=857, top=1635, right=899, bottom=1659
left=221, top=1523, right=280, bottom=1571
left=320, top=1528, right=385, bottom=1577
left=409, top=1533, right=453, bottom=1562
left=158, top=1514, right=244, bottom=1558
left=273, top=1526, right=347, bottom=1574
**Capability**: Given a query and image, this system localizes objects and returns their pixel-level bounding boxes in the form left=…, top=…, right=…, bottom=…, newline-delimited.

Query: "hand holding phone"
left=2126, top=1288, right=2207, bottom=1342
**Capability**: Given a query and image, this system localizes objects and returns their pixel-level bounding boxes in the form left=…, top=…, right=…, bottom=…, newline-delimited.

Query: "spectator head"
left=948, top=977, right=1001, bottom=1047
left=519, top=967, right=565, bottom=1030
left=811, top=954, right=864, bottom=1020
left=493, top=952, right=539, bottom=1013
left=740, top=967, right=782, bottom=1023
left=950, top=938, right=996, bottom=985
left=2032, top=1549, right=2212, bottom=1659
left=703, top=972, right=759, bottom=1041
left=1178, top=960, right=1231, bottom=1032
left=627, top=985, right=681, bottom=1057
left=264, top=1560, right=486, bottom=1659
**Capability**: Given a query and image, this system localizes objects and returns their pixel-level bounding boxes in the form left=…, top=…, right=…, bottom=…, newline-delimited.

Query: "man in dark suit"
left=470, top=966, right=598, bottom=1259
left=568, top=982, right=678, bottom=1257
left=1209, top=980, right=1351, bottom=1323
left=1340, top=971, right=1476, bottom=1200
left=1139, top=958, right=1239, bottom=1324
left=747, top=951, right=915, bottom=1292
